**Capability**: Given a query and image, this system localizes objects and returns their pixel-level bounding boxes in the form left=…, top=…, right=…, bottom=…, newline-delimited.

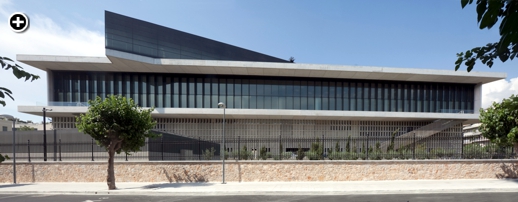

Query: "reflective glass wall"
left=105, top=11, right=288, bottom=63
left=52, top=71, right=475, bottom=113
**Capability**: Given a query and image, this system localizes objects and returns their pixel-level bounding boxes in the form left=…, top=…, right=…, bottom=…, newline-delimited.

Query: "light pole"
left=1, top=114, right=17, bottom=184
left=42, top=108, right=52, bottom=161
left=217, top=102, right=226, bottom=184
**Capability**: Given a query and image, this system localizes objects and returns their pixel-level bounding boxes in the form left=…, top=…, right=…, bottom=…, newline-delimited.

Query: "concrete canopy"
left=17, top=49, right=506, bottom=84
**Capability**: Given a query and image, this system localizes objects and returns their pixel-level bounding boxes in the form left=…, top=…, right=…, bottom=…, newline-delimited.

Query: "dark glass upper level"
left=105, top=11, right=288, bottom=63
left=51, top=71, right=475, bottom=113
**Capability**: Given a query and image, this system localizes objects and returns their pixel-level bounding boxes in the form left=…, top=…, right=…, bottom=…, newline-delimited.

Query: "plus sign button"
left=9, top=12, right=30, bottom=33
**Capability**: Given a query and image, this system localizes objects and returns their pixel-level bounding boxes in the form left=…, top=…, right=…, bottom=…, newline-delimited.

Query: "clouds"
left=481, top=78, right=518, bottom=108
left=0, top=0, right=103, bottom=122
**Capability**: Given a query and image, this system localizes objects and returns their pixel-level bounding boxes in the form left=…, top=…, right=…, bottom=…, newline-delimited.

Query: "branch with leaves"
left=456, top=0, right=517, bottom=72
left=0, top=56, right=40, bottom=106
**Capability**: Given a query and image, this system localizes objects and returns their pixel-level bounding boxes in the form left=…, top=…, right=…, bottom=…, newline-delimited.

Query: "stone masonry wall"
left=1, top=160, right=517, bottom=183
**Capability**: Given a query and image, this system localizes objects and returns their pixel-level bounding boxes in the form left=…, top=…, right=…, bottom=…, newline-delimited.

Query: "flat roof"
left=17, top=49, right=506, bottom=84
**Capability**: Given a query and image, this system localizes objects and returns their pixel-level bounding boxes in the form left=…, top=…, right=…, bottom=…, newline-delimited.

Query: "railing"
left=0, top=136, right=514, bottom=162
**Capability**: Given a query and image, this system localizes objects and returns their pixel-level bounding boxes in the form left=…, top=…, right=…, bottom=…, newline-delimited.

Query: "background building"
left=16, top=11, right=506, bottom=156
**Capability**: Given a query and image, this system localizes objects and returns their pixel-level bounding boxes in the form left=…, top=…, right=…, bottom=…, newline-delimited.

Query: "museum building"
left=17, top=11, right=506, bottom=153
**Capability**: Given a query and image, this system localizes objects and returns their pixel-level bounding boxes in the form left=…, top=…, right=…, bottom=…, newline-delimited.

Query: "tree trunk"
left=514, top=142, right=518, bottom=159
left=107, top=147, right=116, bottom=190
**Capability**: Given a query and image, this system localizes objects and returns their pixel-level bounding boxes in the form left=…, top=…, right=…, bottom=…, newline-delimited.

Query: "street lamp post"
left=1, top=114, right=17, bottom=184
left=217, top=102, right=226, bottom=184
left=42, top=108, right=52, bottom=161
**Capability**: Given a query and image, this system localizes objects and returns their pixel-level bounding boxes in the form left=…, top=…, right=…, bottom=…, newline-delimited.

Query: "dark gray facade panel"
left=105, top=11, right=289, bottom=63
left=51, top=71, right=476, bottom=113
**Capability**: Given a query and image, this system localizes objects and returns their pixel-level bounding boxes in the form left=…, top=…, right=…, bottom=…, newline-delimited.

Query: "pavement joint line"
left=1, top=188, right=518, bottom=196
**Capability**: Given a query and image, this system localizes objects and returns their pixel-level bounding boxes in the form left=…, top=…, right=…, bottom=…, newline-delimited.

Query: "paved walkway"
left=0, top=179, right=517, bottom=195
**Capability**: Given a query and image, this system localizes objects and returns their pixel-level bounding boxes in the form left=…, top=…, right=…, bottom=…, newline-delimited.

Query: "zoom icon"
left=9, top=12, right=29, bottom=33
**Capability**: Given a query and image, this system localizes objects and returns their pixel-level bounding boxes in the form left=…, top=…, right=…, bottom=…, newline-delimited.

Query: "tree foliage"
left=479, top=94, right=518, bottom=155
left=76, top=95, right=158, bottom=189
left=0, top=56, right=40, bottom=106
left=456, top=0, right=518, bottom=72
left=18, top=125, right=36, bottom=131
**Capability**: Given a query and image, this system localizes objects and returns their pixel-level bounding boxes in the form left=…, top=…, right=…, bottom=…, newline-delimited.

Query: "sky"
left=0, top=0, right=516, bottom=123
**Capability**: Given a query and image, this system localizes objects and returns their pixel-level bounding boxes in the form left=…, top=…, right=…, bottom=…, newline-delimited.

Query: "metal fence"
left=0, top=130, right=515, bottom=162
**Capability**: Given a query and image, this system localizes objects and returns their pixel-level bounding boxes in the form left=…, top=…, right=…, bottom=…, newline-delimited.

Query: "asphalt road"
left=1, top=192, right=518, bottom=202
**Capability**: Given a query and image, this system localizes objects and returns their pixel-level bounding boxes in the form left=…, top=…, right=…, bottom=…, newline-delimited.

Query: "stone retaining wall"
left=1, top=160, right=517, bottom=183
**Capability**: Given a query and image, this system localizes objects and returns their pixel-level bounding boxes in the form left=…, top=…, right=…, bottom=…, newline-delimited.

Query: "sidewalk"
left=1, top=179, right=517, bottom=195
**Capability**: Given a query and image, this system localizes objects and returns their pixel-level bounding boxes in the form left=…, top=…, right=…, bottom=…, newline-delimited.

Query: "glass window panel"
left=173, top=77, right=179, bottom=95
left=294, top=96, right=301, bottom=109
left=249, top=95, right=256, bottom=109
left=256, top=79, right=264, bottom=96
left=271, top=96, right=279, bottom=109
left=300, top=81, right=308, bottom=97
left=287, top=97, right=294, bottom=110
left=417, top=84, right=422, bottom=112
left=264, top=96, right=271, bottom=109
left=140, top=75, right=146, bottom=94
left=227, top=78, right=234, bottom=95
left=264, top=80, right=271, bottom=96
left=384, top=83, right=389, bottom=112
left=249, top=79, right=257, bottom=96
left=370, top=83, right=376, bottom=111
left=204, top=95, right=211, bottom=108
left=242, top=79, right=249, bottom=96
left=308, top=96, right=315, bottom=110
left=165, top=94, right=171, bottom=108
left=219, top=78, right=226, bottom=95
left=343, top=82, right=349, bottom=110
left=204, top=78, right=211, bottom=94
left=286, top=80, right=294, bottom=96
left=196, top=78, right=203, bottom=95
left=242, top=95, right=250, bottom=109
left=173, top=94, right=180, bottom=108
left=301, top=97, right=308, bottom=110
left=357, top=82, right=363, bottom=111
left=350, top=82, right=356, bottom=111
left=235, top=79, right=242, bottom=96
left=226, top=95, right=234, bottom=108
left=294, top=81, right=301, bottom=97
left=278, top=80, right=286, bottom=96
left=308, top=81, right=315, bottom=97
left=235, top=95, right=242, bottom=108
left=329, top=82, right=336, bottom=98
left=256, top=96, right=264, bottom=109
left=322, top=82, right=329, bottom=98
left=397, top=84, right=403, bottom=112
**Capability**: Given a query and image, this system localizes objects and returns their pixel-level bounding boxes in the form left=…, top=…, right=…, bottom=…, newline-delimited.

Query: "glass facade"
left=105, top=11, right=288, bottom=63
left=52, top=71, right=475, bottom=113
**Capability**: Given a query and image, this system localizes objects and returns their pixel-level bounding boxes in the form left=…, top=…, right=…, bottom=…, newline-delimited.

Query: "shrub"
left=296, top=144, right=305, bottom=160
left=309, top=138, right=324, bottom=160
left=259, top=146, right=268, bottom=160
left=281, top=152, right=292, bottom=160
left=328, top=151, right=342, bottom=160
left=203, top=147, right=215, bottom=160
left=240, top=146, right=253, bottom=160
left=306, top=151, right=320, bottom=160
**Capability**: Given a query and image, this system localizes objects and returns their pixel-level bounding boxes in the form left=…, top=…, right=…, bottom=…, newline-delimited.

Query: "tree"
left=455, top=0, right=518, bottom=72
left=0, top=154, right=9, bottom=163
left=479, top=94, right=518, bottom=156
left=76, top=95, right=158, bottom=190
left=0, top=56, right=40, bottom=106
left=18, top=125, right=36, bottom=131
left=345, top=135, right=351, bottom=152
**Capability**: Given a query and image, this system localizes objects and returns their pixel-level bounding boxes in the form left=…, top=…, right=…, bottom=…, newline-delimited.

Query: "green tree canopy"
left=455, top=0, right=518, bottom=72
left=479, top=94, right=518, bottom=155
left=18, top=125, right=36, bottom=131
left=0, top=56, right=40, bottom=107
left=76, top=95, right=158, bottom=190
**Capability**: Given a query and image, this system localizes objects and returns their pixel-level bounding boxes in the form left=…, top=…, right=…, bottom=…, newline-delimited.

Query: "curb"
left=1, top=188, right=517, bottom=196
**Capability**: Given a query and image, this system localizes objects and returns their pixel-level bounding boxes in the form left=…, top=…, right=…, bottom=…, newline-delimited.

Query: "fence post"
left=27, top=140, right=31, bottom=162
left=91, top=139, right=94, bottom=161
left=161, top=136, right=164, bottom=161
left=53, top=129, right=57, bottom=161
left=460, top=137, right=464, bottom=159
left=59, top=139, right=62, bottom=161
left=413, top=133, right=416, bottom=160
left=322, top=134, right=324, bottom=160
left=198, top=137, right=201, bottom=161
left=366, top=133, right=369, bottom=160
left=279, top=134, right=282, bottom=161
left=238, top=136, right=240, bottom=160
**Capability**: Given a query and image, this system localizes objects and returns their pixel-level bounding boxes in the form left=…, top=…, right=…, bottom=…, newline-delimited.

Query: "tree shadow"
left=162, top=167, right=209, bottom=183
left=0, top=184, right=32, bottom=188
left=496, top=163, right=518, bottom=179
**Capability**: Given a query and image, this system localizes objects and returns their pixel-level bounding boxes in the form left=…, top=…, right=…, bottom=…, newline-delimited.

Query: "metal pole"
left=53, top=129, right=57, bottom=161
left=27, top=140, right=30, bottom=162
left=366, top=133, right=369, bottom=160
left=222, top=107, right=226, bottom=184
left=12, top=119, right=16, bottom=184
left=43, top=108, right=47, bottom=161
left=59, top=139, right=62, bottom=161
left=91, top=139, right=94, bottom=161
left=238, top=136, right=240, bottom=160
left=413, top=133, right=416, bottom=160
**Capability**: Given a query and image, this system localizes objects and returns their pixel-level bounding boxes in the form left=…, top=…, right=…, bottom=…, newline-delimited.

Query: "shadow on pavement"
left=0, top=184, right=32, bottom=188
left=496, top=163, right=518, bottom=180
left=142, top=182, right=214, bottom=189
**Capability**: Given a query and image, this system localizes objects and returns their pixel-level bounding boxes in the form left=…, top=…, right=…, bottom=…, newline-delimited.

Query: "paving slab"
left=0, top=179, right=517, bottom=195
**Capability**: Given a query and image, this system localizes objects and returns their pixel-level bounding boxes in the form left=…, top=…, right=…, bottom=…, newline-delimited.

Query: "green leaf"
left=476, top=0, right=487, bottom=22
left=461, top=0, right=473, bottom=8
